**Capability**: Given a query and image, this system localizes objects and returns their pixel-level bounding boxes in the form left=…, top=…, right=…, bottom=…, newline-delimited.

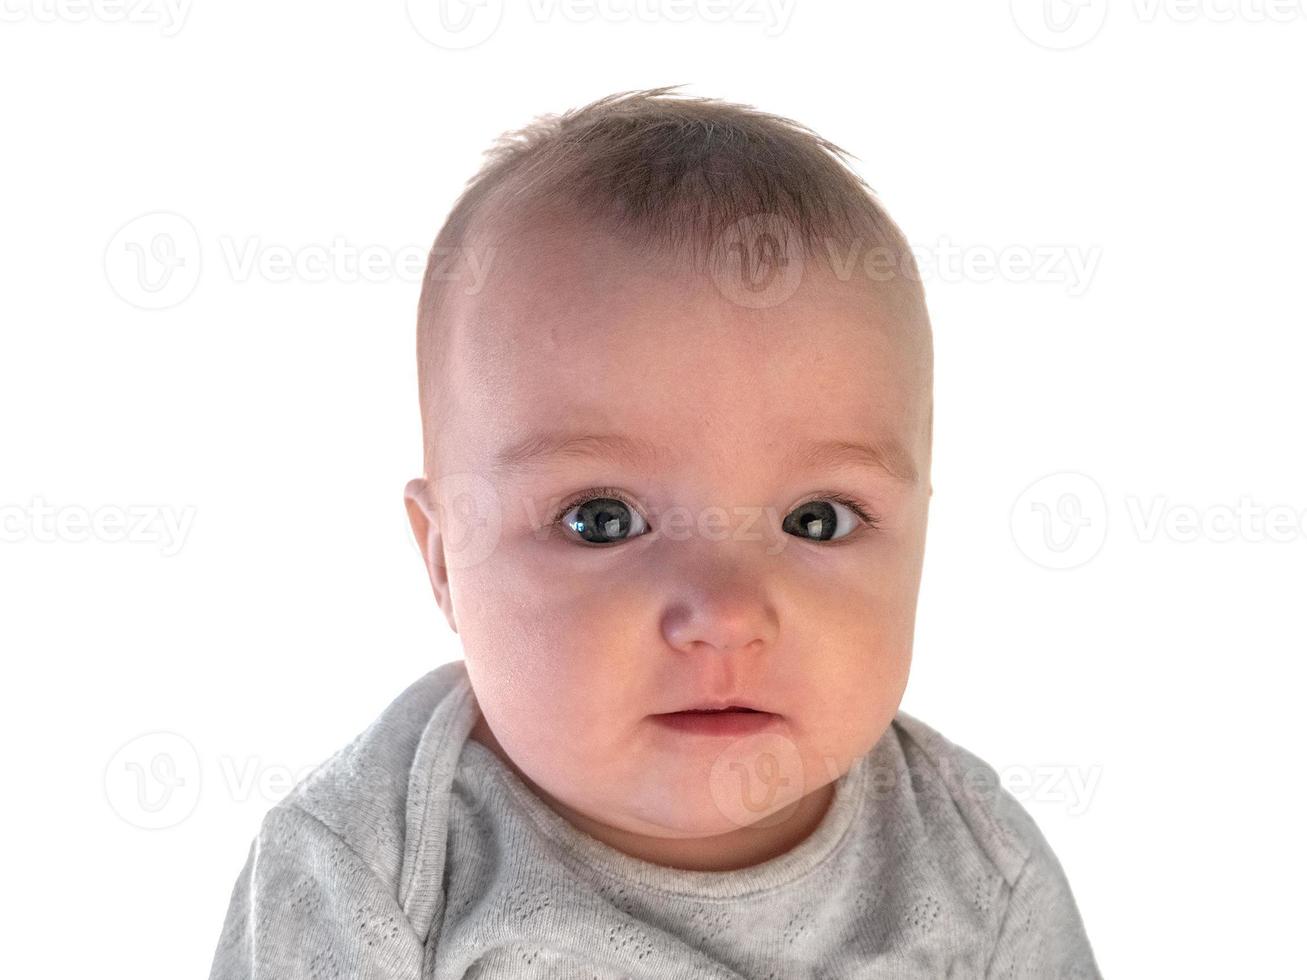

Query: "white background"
left=3, top=2, right=1304, bottom=976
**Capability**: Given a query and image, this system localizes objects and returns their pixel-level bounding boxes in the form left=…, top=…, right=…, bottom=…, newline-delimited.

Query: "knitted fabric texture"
left=207, top=660, right=1101, bottom=978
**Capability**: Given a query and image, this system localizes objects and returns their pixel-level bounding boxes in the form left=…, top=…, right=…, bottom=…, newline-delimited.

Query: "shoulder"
left=888, top=709, right=1047, bottom=888
left=886, top=711, right=1101, bottom=976
left=273, top=659, right=474, bottom=892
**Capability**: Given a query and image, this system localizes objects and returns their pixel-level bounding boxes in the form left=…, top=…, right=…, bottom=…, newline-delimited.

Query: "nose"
left=661, top=571, right=779, bottom=655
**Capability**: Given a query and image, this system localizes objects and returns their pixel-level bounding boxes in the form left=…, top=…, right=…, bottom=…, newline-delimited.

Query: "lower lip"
left=650, top=711, right=783, bottom=737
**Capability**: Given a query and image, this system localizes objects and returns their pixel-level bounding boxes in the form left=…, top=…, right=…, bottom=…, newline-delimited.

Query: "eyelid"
left=793, top=491, right=881, bottom=529
left=549, top=486, right=645, bottom=526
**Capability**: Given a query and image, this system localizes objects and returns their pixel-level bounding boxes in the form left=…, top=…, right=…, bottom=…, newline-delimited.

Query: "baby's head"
left=405, top=87, right=932, bottom=871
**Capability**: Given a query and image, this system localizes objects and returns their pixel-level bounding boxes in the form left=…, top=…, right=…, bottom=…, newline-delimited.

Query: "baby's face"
left=409, top=216, right=932, bottom=867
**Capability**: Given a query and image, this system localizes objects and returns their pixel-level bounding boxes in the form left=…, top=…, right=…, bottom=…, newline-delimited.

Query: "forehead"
left=440, top=217, right=930, bottom=478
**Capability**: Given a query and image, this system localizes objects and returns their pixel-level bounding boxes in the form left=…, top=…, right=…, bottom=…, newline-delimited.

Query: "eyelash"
left=547, top=487, right=882, bottom=536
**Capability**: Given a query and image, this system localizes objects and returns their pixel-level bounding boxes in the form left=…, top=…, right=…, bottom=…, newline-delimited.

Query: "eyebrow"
left=490, top=428, right=919, bottom=485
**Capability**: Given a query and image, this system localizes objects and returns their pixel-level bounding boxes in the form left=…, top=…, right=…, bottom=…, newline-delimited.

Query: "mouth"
left=651, top=707, right=783, bottom=737
left=667, top=697, right=770, bottom=713
left=681, top=706, right=761, bottom=713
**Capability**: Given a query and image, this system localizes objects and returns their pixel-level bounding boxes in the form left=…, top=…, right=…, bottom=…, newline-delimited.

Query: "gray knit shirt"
left=207, top=660, right=1101, bottom=978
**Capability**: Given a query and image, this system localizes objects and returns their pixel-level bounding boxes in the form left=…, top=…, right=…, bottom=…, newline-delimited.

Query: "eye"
left=782, top=495, right=878, bottom=543
left=550, top=489, right=879, bottom=547
left=552, top=491, right=649, bottom=546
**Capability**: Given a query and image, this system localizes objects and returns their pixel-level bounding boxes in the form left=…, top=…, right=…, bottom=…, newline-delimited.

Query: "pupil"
left=572, top=498, right=632, bottom=544
left=784, top=500, right=837, bottom=542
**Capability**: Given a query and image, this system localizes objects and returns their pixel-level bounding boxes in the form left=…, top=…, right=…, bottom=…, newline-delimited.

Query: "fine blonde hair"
left=416, top=85, right=927, bottom=477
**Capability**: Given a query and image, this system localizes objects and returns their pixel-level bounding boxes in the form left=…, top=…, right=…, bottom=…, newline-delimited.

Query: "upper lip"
left=662, top=698, right=772, bottom=714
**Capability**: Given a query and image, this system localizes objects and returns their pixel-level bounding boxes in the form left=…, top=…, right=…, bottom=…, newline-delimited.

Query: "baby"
left=208, top=86, right=1101, bottom=978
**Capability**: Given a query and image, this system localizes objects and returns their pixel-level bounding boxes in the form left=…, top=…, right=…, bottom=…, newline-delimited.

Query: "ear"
left=404, top=477, right=458, bottom=634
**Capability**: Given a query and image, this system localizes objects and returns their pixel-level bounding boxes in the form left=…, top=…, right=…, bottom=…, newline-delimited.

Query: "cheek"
left=799, top=648, right=910, bottom=769
left=451, top=551, right=647, bottom=734
left=781, top=562, right=917, bottom=750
